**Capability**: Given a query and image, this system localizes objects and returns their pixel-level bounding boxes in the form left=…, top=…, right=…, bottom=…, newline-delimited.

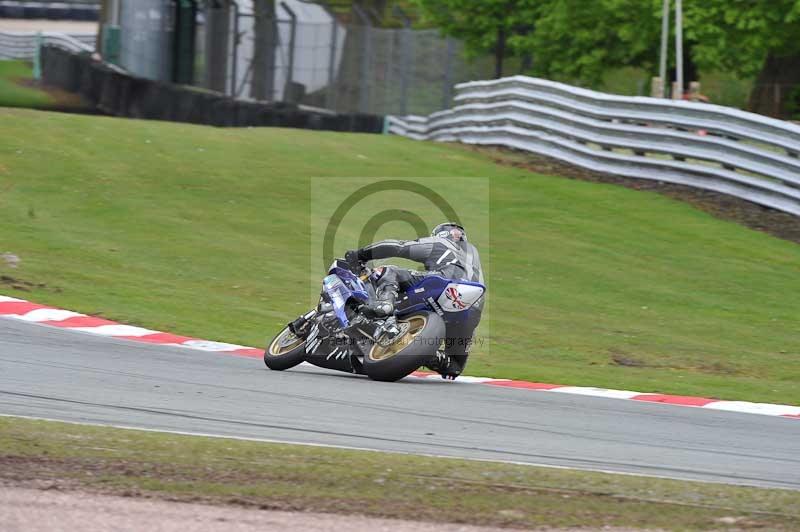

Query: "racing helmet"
left=431, top=222, right=466, bottom=242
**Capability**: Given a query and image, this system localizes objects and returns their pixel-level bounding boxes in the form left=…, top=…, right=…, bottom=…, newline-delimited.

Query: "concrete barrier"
left=41, top=45, right=384, bottom=133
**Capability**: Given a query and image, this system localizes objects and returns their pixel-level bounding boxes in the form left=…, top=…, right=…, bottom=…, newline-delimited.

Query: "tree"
left=685, top=0, right=800, bottom=117
left=415, top=0, right=800, bottom=117
left=412, top=0, right=665, bottom=84
left=412, top=0, right=532, bottom=78
left=510, top=0, right=663, bottom=87
left=514, top=0, right=800, bottom=117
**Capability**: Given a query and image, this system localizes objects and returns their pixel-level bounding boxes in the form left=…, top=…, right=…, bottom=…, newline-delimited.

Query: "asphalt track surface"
left=1, top=318, right=799, bottom=490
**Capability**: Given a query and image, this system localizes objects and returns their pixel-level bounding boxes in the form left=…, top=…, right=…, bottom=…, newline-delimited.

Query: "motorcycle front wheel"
left=264, top=325, right=307, bottom=371
left=363, top=311, right=445, bottom=382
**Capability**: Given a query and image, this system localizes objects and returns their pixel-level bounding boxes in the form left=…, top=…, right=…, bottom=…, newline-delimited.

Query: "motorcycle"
left=264, top=258, right=486, bottom=382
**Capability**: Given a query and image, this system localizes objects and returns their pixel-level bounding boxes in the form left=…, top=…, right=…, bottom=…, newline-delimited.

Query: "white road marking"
left=70, top=325, right=159, bottom=337
left=15, top=309, right=85, bottom=322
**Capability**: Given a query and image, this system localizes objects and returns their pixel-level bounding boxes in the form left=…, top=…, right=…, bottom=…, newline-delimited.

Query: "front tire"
left=363, top=311, right=445, bottom=382
left=264, top=326, right=307, bottom=371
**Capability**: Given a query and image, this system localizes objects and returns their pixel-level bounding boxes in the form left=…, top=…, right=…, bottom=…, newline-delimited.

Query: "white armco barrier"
left=0, top=31, right=94, bottom=59
left=387, top=76, right=800, bottom=217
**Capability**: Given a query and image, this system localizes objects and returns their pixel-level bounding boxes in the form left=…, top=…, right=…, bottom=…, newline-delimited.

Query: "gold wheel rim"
left=368, top=315, right=427, bottom=361
left=268, top=327, right=304, bottom=356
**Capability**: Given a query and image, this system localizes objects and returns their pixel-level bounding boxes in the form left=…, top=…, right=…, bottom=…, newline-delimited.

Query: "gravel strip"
left=0, top=486, right=511, bottom=532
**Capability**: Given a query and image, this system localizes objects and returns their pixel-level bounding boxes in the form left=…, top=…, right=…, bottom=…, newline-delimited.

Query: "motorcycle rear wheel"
left=264, top=326, right=307, bottom=371
left=363, top=311, right=445, bottom=382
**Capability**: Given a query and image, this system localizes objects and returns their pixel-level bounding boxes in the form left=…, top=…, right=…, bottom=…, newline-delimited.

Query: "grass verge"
left=0, top=60, right=53, bottom=108
left=1, top=416, right=798, bottom=530
left=0, top=60, right=83, bottom=109
left=1, top=108, right=799, bottom=404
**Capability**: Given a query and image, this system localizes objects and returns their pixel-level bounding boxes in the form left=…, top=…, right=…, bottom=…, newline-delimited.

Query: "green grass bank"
left=0, top=60, right=54, bottom=108
left=1, top=108, right=799, bottom=403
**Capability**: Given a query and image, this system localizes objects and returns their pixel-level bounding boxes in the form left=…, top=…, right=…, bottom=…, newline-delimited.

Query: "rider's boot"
left=426, top=351, right=460, bottom=380
left=363, top=283, right=405, bottom=344
left=362, top=283, right=399, bottom=319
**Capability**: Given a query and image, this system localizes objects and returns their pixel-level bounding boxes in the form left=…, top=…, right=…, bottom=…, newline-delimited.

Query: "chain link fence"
left=233, top=20, right=496, bottom=116
left=110, top=1, right=497, bottom=117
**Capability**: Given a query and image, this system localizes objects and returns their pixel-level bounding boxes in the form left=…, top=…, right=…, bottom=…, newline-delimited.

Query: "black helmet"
left=431, top=222, right=466, bottom=242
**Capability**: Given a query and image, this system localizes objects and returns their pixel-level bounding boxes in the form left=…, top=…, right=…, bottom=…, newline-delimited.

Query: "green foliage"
left=412, top=0, right=664, bottom=85
left=0, top=61, right=54, bottom=109
left=784, top=85, right=800, bottom=120
left=512, top=0, right=662, bottom=85
left=413, top=0, right=800, bottom=100
left=685, top=0, right=800, bottom=78
left=411, top=0, right=531, bottom=59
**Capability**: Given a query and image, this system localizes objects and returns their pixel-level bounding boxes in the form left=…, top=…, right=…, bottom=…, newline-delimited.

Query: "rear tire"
left=264, top=326, right=307, bottom=371
left=363, top=311, right=445, bottom=382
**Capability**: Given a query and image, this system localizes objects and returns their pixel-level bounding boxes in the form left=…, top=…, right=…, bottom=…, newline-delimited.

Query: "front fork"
left=288, top=309, right=317, bottom=338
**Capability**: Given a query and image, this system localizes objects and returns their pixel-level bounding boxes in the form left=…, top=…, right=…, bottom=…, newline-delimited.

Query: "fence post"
left=251, top=0, right=277, bottom=101
left=205, top=2, right=230, bottom=93
left=441, top=36, right=455, bottom=110
left=352, top=4, right=372, bottom=114
left=398, top=18, right=411, bottom=115
left=392, top=5, right=412, bottom=116
left=280, top=2, right=297, bottom=88
left=33, top=32, right=43, bottom=80
left=172, top=0, right=197, bottom=85
left=325, top=12, right=338, bottom=110
left=230, top=0, right=239, bottom=97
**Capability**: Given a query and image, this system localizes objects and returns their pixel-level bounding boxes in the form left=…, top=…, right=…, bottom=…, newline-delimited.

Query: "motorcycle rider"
left=345, top=222, right=484, bottom=380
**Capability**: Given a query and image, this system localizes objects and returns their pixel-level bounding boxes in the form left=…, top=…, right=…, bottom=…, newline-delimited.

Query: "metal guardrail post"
left=33, top=31, right=42, bottom=80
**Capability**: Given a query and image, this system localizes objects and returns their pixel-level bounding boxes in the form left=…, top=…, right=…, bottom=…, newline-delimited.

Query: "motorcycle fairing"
left=323, top=262, right=370, bottom=328
left=398, top=275, right=485, bottom=316
left=307, top=262, right=486, bottom=375
left=437, top=282, right=485, bottom=312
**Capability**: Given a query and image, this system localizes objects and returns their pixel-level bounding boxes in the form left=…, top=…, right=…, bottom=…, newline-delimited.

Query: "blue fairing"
left=324, top=264, right=370, bottom=327
left=329, top=266, right=370, bottom=301
left=322, top=274, right=352, bottom=327
left=323, top=259, right=484, bottom=328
